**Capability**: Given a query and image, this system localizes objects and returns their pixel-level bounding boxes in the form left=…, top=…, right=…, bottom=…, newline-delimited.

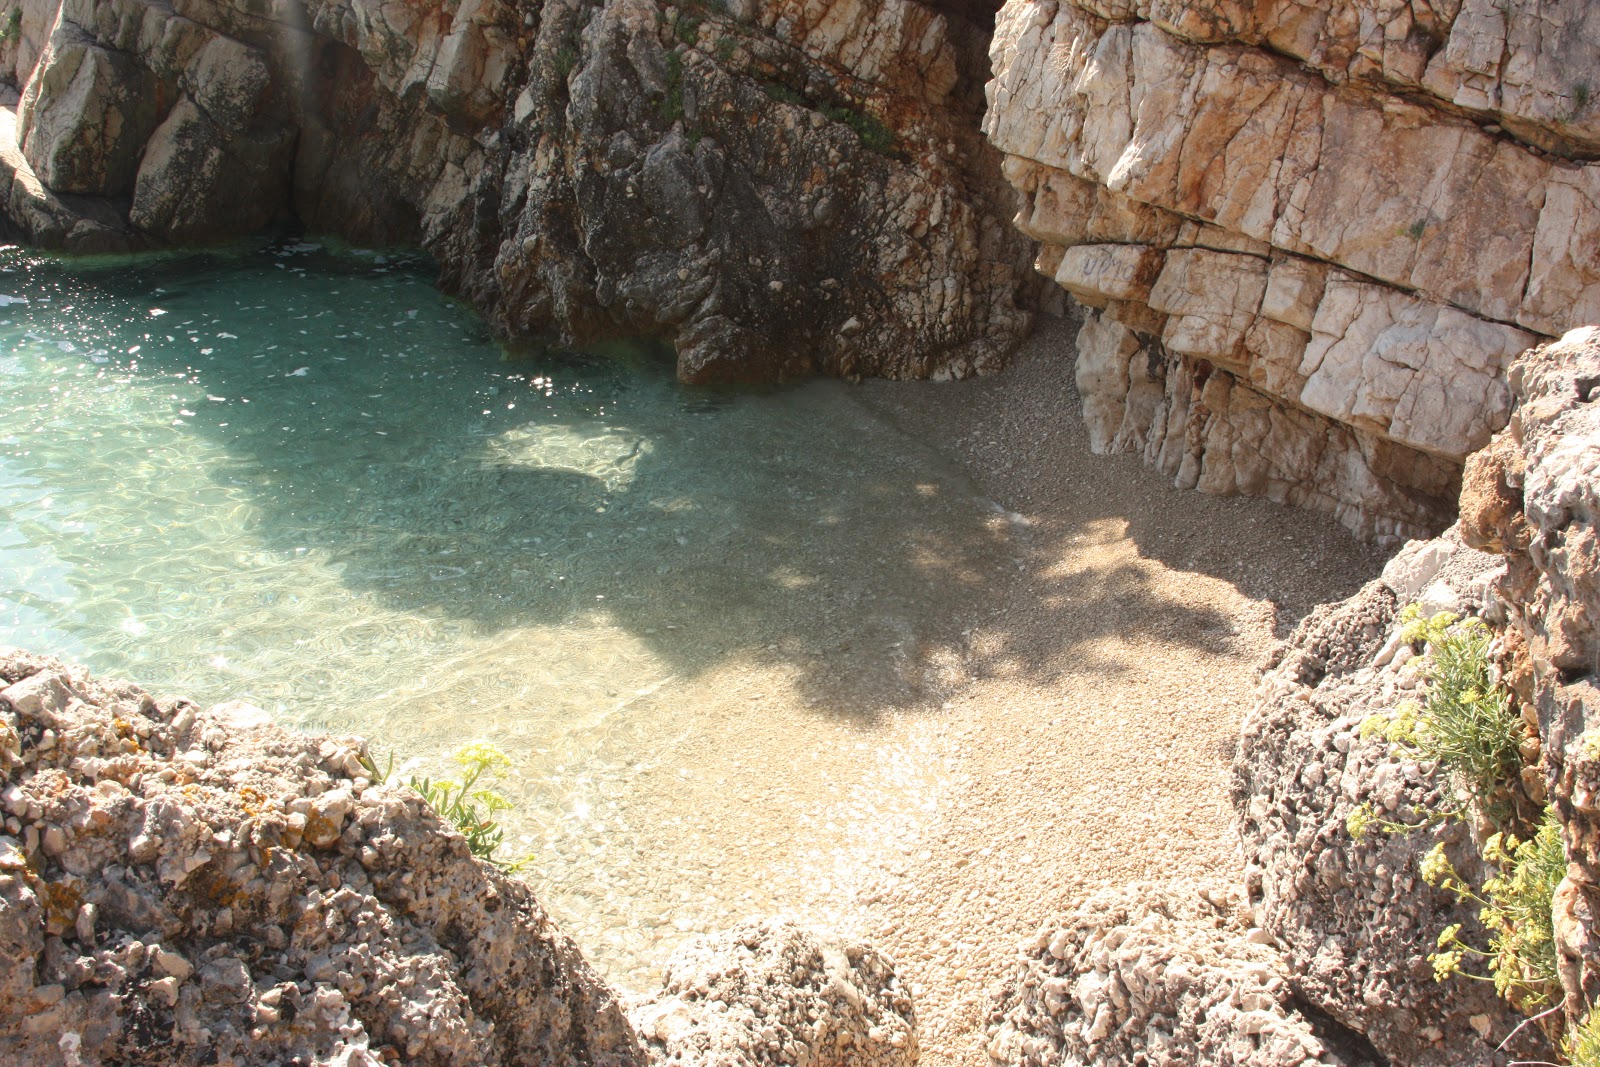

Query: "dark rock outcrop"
left=0, top=0, right=1039, bottom=384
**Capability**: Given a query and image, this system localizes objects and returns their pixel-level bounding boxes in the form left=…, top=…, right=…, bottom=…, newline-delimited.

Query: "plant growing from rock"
left=362, top=742, right=529, bottom=871
left=1361, top=606, right=1528, bottom=828
left=1423, top=807, right=1563, bottom=1011
left=1569, top=1010, right=1600, bottom=1066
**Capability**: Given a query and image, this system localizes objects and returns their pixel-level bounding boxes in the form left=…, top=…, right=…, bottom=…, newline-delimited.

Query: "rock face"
left=0, top=0, right=1039, bottom=384
left=985, top=880, right=1351, bottom=1067
left=633, top=919, right=917, bottom=1067
left=1232, top=536, right=1550, bottom=1066
left=985, top=533, right=1553, bottom=1067
left=982, top=0, right=1600, bottom=541
left=0, top=645, right=917, bottom=1067
left=1458, top=326, right=1600, bottom=1035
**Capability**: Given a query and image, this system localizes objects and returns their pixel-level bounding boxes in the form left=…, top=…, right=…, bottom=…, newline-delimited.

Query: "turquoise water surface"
left=0, top=240, right=1018, bottom=980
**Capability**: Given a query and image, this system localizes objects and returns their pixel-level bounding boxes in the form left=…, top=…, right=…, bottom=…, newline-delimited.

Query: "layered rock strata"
left=0, top=645, right=917, bottom=1067
left=983, top=0, right=1600, bottom=541
left=0, top=0, right=1039, bottom=383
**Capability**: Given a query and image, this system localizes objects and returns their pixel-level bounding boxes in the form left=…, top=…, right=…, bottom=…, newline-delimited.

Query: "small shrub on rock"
left=364, top=742, right=527, bottom=871
left=1424, top=806, right=1563, bottom=1010
left=1363, top=606, right=1527, bottom=827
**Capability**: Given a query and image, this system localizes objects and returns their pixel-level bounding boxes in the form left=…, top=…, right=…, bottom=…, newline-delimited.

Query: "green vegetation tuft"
left=362, top=742, right=529, bottom=872
left=1360, top=605, right=1570, bottom=1043
left=1571, top=1011, right=1600, bottom=1067
left=1363, top=606, right=1526, bottom=827
left=821, top=103, right=896, bottom=155
left=0, top=8, right=19, bottom=42
left=674, top=12, right=702, bottom=47
left=659, top=50, right=686, bottom=124
left=554, top=44, right=579, bottom=82
left=761, top=80, right=804, bottom=106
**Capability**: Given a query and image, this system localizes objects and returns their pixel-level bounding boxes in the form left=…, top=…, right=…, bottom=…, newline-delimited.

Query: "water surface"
left=0, top=241, right=1021, bottom=981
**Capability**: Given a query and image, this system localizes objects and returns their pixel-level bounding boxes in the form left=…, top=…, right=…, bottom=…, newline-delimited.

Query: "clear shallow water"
left=0, top=240, right=1022, bottom=981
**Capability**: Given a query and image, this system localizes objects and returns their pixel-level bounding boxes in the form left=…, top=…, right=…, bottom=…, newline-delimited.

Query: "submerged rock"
left=0, top=645, right=916, bottom=1067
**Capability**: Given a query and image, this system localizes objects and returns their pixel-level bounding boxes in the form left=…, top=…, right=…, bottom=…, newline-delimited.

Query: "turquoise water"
left=0, top=240, right=1020, bottom=980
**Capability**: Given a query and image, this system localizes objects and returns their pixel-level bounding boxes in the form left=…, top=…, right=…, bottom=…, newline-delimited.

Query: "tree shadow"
left=0, top=245, right=1357, bottom=729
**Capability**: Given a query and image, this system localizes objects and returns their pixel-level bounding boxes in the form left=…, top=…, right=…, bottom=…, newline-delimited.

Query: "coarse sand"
left=845, top=313, right=1390, bottom=1067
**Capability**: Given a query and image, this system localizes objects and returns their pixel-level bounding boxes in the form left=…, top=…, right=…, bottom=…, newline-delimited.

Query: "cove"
left=0, top=240, right=1025, bottom=982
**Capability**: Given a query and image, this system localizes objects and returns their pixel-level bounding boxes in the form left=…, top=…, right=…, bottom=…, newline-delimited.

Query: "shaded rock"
left=0, top=0, right=1040, bottom=386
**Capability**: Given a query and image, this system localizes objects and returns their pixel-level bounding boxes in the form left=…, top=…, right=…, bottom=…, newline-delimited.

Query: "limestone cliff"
left=0, top=0, right=1038, bottom=383
left=982, top=0, right=1600, bottom=542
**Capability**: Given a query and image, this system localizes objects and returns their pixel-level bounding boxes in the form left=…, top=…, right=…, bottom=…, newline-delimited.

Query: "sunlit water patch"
left=0, top=241, right=1023, bottom=982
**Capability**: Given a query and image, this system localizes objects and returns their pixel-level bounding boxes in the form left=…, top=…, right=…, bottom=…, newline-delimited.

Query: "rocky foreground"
left=0, top=645, right=917, bottom=1066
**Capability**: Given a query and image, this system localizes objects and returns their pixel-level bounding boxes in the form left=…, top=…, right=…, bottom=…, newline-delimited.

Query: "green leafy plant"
left=0, top=8, right=19, bottom=42
left=361, top=742, right=529, bottom=872
left=659, top=50, right=686, bottom=124
left=1424, top=807, right=1563, bottom=1010
left=1344, top=798, right=1441, bottom=840
left=820, top=102, right=896, bottom=155
left=1363, top=606, right=1527, bottom=827
left=554, top=44, right=579, bottom=81
left=1570, top=1010, right=1600, bottom=1066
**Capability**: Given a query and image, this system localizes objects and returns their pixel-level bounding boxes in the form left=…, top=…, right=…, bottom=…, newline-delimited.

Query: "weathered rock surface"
left=0, top=645, right=917, bottom=1067
left=1459, top=326, right=1600, bottom=1035
left=982, top=0, right=1600, bottom=541
left=633, top=919, right=917, bottom=1067
left=0, top=0, right=1039, bottom=384
left=985, top=529, right=1552, bottom=1067
left=986, top=880, right=1350, bottom=1067
left=1232, top=533, right=1551, bottom=1066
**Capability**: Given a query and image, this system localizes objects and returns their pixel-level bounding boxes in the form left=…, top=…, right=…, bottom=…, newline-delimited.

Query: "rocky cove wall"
left=982, top=328, right=1600, bottom=1066
left=6, top=0, right=1600, bottom=542
left=0, top=0, right=1041, bottom=383
left=982, top=0, right=1600, bottom=542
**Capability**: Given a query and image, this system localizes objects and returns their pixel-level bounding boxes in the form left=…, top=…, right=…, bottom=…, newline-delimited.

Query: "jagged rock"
left=1459, top=326, right=1600, bottom=1032
left=634, top=919, right=916, bottom=1067
left=0, top=0, right=1040, bottom=385
left=981, top=0, right=1600, bottom=541
left=1232, top=533, right=1551, bottom=1066
left=0, top=646, right=916, bottom=1067
left=985, top=880, right=1352, bottom=1067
